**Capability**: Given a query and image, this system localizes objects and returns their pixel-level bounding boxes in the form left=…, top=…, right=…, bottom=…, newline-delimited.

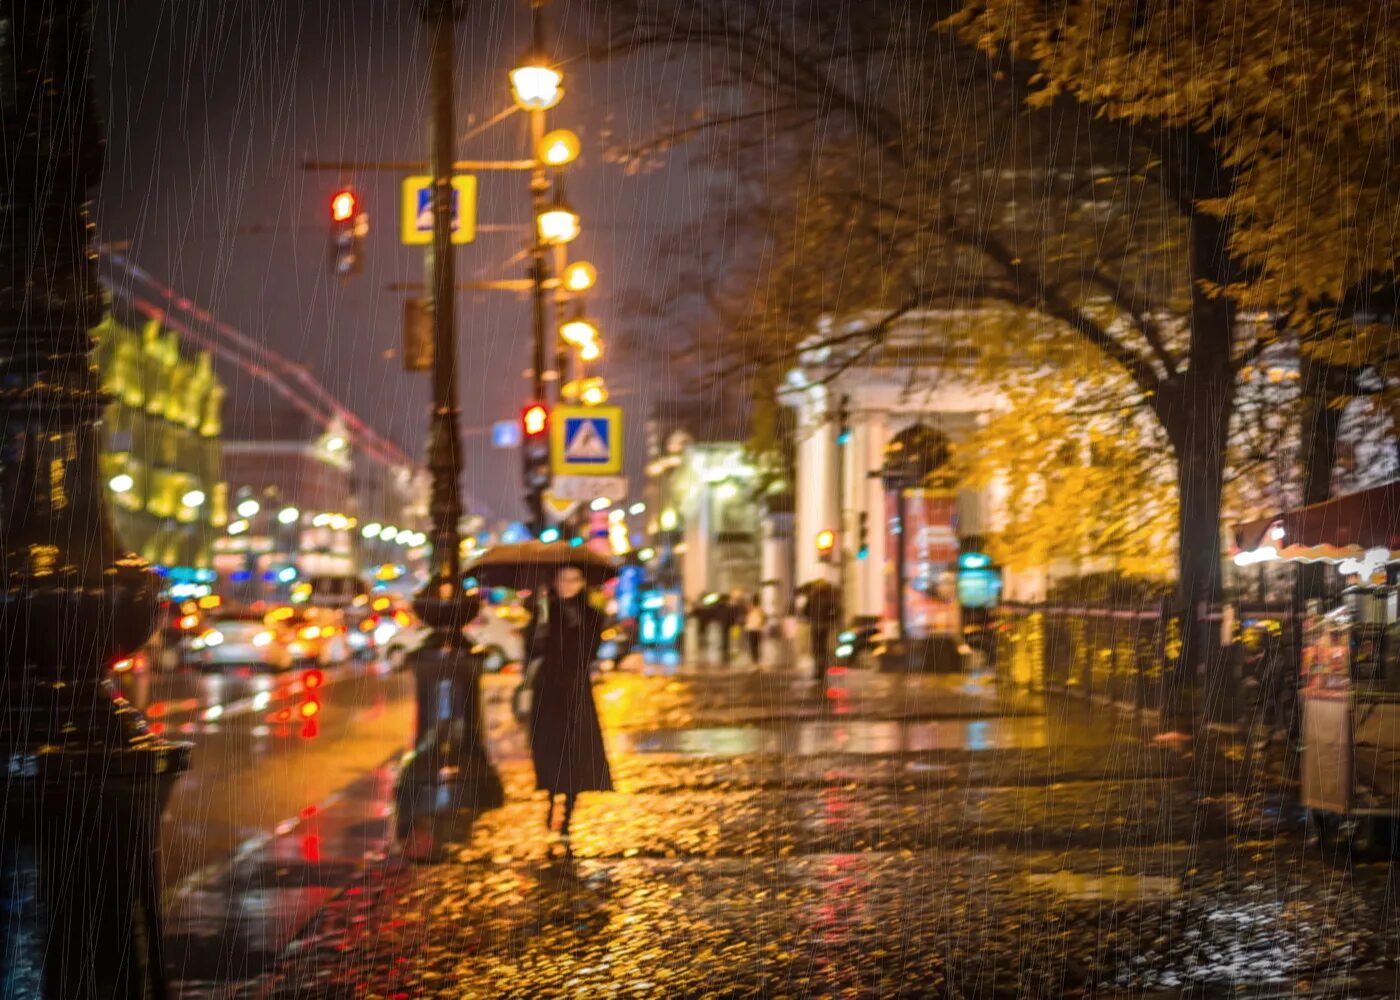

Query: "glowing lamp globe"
left=509, top=63, right=564, bottom=111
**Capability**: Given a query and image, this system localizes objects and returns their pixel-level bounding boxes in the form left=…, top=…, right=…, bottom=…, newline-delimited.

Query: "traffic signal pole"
left=525, top=0, right=553, bottom=536
left=397, top=0, right=503, bottom=855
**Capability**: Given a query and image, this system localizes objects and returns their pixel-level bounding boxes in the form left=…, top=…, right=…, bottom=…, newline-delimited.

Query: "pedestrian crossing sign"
left=551, top=405, right=622, bottom=475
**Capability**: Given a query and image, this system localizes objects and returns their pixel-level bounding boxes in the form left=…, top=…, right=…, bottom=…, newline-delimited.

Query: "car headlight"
left=202, top=629, right=224, bottom=647
left=253, top=630, right=274, bottom=647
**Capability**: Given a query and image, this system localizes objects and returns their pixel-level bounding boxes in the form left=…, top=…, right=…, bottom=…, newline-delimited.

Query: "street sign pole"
left=397, top=0, right=503, bottom=849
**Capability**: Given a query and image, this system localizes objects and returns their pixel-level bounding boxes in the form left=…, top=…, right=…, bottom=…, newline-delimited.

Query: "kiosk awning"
left=1232, top=481, right=1400, bottom=564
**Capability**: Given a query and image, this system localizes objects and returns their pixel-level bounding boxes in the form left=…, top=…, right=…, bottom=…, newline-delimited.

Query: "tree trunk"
left=1158, top=367, right=1233, bottom=729
left=1154, top=169, right=1240, bottom=729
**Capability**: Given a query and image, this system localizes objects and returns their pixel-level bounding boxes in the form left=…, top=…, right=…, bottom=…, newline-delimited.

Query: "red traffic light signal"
left=330, top=188, right=358, bottom=223
left=522, top=402, right=548, bottom=437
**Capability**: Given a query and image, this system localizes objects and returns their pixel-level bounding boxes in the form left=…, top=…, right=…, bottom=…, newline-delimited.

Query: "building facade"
left=781, top=312, right=1005, bottom=636
left=94, top=315, right=226, bottom=574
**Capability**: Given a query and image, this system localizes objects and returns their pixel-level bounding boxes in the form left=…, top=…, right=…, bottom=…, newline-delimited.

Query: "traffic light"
left=836, top=394, right=852, bottom=445
left=522, top=402, right=551, bottom=491
left=330, top=188, right=366, bottom=277
left=816, top=528, right=837, bottom=564
left=856, top=512, right=869, bottom=560
left=522, top=402, right=548, bottom=439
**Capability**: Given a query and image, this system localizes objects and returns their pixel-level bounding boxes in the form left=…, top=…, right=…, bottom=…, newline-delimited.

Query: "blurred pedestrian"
left=529, top=565, right=613, bottom=841
left=743, top=593, right=766, bottom=666
left=800, top=581, right=842, bottom=684
left=712, top=592, right=733, bottom=665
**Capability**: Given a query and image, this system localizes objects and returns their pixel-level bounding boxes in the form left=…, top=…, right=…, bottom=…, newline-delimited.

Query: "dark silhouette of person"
left=802, top=583, right=842, bottom=684
left=529, top=565, right=613, bottom=841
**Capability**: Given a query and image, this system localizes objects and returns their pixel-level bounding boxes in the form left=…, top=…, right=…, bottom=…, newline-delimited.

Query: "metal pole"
left=0, top=2, right=190, bottom=995
left=553, top=242, right=570, bottom=389
left=523, top=0, right=552, bottom=535
left=398, top=0, right=503, bottom=850
left=895, top=489, right=909, bottom=642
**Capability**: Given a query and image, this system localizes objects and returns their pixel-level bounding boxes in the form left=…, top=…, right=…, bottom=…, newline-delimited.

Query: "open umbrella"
left=465, top=541, right=619, bottom=589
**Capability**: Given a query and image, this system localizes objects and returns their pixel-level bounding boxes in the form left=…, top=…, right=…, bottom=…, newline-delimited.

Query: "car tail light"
left=111, top=653, right=144, bottom=673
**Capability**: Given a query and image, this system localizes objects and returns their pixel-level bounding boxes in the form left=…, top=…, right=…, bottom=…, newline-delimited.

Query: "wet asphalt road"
left=116, top=661, right=416, bottom=899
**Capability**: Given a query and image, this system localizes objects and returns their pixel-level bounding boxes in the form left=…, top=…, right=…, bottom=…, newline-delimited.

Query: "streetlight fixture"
left=579, top=378, right=609, bottom=406
left=236, top=498, right=260, bottom=518
left=509, top=59, right=564, bottom=111
left=278, top=506, right=301, bottom=525
left=536, top=192, right=580, bottom=245
left=538, top=128, right=580, bottom=167
left=561, top=260, right=597, bottom=292
left=109, top=473, right=134, bottom=493
left=560, top=314, right=599, bottom=348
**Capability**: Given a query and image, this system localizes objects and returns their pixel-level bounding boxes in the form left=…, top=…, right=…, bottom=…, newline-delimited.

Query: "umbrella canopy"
left=465, top=541, right=618, bottom=588
left=1232, top=481, right=1400, bottom=563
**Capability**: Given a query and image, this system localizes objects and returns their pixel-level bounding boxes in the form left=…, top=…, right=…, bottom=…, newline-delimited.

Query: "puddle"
left=1024, top=871, right=1180, bottom=901
left=618, top=717, right=1053, bottom=756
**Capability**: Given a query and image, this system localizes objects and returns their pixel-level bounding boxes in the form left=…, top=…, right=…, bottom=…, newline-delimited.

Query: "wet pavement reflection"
left=159, top=664, right=1400, bottom=998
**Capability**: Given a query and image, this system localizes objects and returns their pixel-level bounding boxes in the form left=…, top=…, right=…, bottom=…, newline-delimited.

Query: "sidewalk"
left=245, top=666, right=1398, bottom=999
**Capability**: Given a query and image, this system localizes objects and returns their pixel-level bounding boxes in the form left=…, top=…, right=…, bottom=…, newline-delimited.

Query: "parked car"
left=469, top=604, right=526, bottom=672
left=278, top=607, right=350, bottom=666
left=834, top=619, right=886, bottom=670
left=381, top=602, right=525, bottom=673
left=183, top=608, right=295, bottom=671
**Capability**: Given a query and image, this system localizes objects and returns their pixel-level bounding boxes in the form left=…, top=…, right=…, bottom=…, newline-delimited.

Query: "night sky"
left=92, top=0, right=712, bottom=519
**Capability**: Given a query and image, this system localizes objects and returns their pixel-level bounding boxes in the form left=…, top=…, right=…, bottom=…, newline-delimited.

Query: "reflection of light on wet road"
left=619, top=716, right=1055, bottom=756
left=1025, top=871, right=1179, bottom=901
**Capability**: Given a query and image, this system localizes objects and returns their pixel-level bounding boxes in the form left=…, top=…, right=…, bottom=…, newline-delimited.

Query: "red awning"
left=1232, top=481, right=1400, bottom=562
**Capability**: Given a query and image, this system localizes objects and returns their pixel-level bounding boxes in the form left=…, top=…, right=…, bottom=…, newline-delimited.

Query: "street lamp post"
left=0, top=2, right=190, bottom=995
left=397, top=0, right=504, bottom=850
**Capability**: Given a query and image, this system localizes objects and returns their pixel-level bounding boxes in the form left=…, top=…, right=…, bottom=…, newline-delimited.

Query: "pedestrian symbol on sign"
left=551, top=404, right=622, bottom=475
left=563, top=417, right=610, bottom=463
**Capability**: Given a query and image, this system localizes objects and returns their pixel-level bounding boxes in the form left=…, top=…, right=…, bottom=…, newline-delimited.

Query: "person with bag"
left=527, top=564, right=613, bottom=841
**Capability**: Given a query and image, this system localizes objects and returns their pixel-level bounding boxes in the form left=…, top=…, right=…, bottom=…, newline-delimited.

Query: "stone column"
left=794, top=385, right=839, bottom=588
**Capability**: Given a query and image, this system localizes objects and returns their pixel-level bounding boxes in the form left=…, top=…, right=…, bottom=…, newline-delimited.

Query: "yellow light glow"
left=560, top=316, right=599, bottom=347
left=561, top=260, right=597, bottom=292
left=539, top=129, right=581, bottom=167
left=509, top=64, right=564, bottom=111
left=580, top=382, right=608, bottom=406
left=537, top=203, right=580, bottom=245
left=578, top=339, right=602, bottom=362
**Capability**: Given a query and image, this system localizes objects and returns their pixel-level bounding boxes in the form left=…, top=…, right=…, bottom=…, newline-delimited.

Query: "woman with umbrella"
left=530, top=563, right=614, bottom=840
left=469, top=542, right=617, bottom=840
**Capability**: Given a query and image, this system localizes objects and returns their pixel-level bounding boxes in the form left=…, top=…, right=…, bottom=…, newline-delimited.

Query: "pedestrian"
left=712, top=592, right=733, bottom=666
left=528, top=565, right=613, bottom=842
left=800, top=581, right=842, bottom=684
left=743, top=593, right=766, bottom=666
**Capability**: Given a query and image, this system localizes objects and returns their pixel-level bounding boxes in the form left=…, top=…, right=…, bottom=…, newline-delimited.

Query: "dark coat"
left=528, top=593, right=614, bottom=795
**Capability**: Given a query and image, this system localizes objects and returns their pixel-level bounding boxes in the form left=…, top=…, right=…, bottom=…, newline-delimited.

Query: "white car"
left=381, top=607, right=524, bottom=673
left=184, top=610, right=294, bottom=671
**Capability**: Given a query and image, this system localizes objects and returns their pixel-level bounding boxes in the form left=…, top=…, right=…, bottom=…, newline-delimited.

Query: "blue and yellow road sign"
left=551, top=405, right=622, bottom=476
left=401, top=175, right=476, bottom=245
